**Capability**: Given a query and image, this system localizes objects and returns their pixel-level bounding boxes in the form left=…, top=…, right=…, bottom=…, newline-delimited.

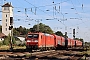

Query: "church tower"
left=2, top=3, right=13, bottom=36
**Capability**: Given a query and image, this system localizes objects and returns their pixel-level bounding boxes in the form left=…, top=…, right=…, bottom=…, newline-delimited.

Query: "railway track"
left=29, top=50, right=84, bottom=60
left=0, top=49, right=88, bottom=60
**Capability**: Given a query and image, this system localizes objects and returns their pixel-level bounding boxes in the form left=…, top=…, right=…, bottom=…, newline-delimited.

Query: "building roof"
left=0, top=33, right=6, bottom=38
left=2, top=3, right=13, bottom=7
left=17, top=37, right=25, bottom=42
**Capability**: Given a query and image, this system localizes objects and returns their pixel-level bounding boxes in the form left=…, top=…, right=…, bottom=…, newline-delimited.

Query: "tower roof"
left=2, top=3, right=13, bottom=7
left=0, top=33, right=6, bottom=38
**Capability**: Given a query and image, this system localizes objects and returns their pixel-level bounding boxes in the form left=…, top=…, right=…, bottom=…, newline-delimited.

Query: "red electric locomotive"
left=25, top=32, right=55, bottom=50
left=25, top=32, right=83, bottom=51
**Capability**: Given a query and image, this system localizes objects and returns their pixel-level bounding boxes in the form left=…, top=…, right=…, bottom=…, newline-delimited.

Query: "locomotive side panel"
left=61, top=37, right=65, bottom=47
left=72, top=39, right=75, bottom=47
left=51, top=34, right=58, bottom=48
left=67, top=38, right=71, bottom=47
left=45, top=34, right=55, bottom=48
left=38, top=34, right=45, bottom=48
left=76, top=40, right=82, bottom=47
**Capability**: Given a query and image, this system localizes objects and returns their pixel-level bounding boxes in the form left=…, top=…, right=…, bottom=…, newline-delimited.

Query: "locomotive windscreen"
left=33, top=34, right=39, bottom=38
left=28, top=34, right=39, bottom=38
left=28, top=34, right=33, bottom=38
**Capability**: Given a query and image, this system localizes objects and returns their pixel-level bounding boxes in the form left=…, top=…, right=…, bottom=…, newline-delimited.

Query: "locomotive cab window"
left=33, top=34, right=39, bottom=38
left=28, top=34, right=33, bottom=38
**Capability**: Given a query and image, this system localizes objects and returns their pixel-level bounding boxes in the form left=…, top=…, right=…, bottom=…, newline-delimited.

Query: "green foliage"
left=75, top=38, right=84, bottom=42
left=55, top=31, right=64, bottom=36
left=79, top=38, right=84, bottom=43
left=3, top=34, right=16, bottom=45
left=13, top=28, right=19, bottom=36
left=84, top=42, right=90, bottom=47
left=0, top=41, right=3, bottom=46
left=32, top=23, right=53, bottom=34
left=13, top=26, right=30, bottom=36
left=43, top=26, right=53, bottom=34
left=12, top=37, right=16, bottom=44
left=30, top=28, right=35, bottom=32
left=3, top=35, right=10, bottom=45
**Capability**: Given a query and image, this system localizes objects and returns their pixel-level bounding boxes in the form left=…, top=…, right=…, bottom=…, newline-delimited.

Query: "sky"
left=0, top=0, right=90, bottom=42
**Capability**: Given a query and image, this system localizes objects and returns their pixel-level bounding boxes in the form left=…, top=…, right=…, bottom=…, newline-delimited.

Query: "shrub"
left=0, top=41, right=3, bottom=46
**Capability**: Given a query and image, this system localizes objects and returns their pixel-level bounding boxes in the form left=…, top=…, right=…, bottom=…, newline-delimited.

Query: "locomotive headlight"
left=27, top=40, right=31, bottom=42
left=34, top=40, right=38, bottom=42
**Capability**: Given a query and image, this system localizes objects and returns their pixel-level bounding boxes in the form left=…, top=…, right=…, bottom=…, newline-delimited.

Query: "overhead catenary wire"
left=2, top=0, right=90, bottom=42
left=14, top=0, right=70, bottom=21
left=14, top=0, right=70, bottom=10
left=23, top=0, right=53, bottom=18
left=69, top=0, right=88, bottom=27
left=23, top=0, right=56, bottom=18
left=23, top=0, right=68, bottom=27
left=28, top=0, right=70, bottom=8
left=20, top=0, right=90, bottom=41
left=69, top=0, right=90, bottom=41
left=13, top=1, right=90, bottom=27
left=14, top=0, right=90, bottom=28
left=14, top=0, right=41, bottom=23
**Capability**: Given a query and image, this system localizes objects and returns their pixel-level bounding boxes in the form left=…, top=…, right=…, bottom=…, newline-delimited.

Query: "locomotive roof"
left=44, top=33, right=53, bottom=36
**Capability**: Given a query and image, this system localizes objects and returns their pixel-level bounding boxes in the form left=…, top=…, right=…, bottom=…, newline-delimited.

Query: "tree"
left=3, top=35, right=11, bottom=45
left=13, top=23, right=53, bottom=35
left=18, top=26, right=23, bottom=35
left=13, top=28, right=19, bottom=36
left=32, top=23, right=53, bottom=34
left=55, top=31, right=64, bottom=36
left=3, top=34, right=16, bottom=45
left=75, top=38, right=84, bottom=43
left=0, top=41, right=3, bottom=46
left=21, top=27, right=27, bottom=35
left=30, top=28, right=35, bottom=32
left=13, top=26, right=30, bottom=35
left=12, top=36, right=16, bottom=44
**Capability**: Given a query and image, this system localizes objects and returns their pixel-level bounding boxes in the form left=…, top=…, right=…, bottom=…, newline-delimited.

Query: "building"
left=2, top=3, right=13, bottom=36
left=0, top=33, right=6, bottom=41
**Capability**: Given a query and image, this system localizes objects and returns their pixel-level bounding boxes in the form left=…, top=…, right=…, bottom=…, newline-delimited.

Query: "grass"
left=25, top=53, right=32, bottom=57
left=80, top=48, right=90, bottom=60
left=0, top=45, right=26, bottom=50
left=81, top=47, right=90, bottom=55
left=0, top=45, right=9, bottom=50
left=13, top=46, right=26, bottom=49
